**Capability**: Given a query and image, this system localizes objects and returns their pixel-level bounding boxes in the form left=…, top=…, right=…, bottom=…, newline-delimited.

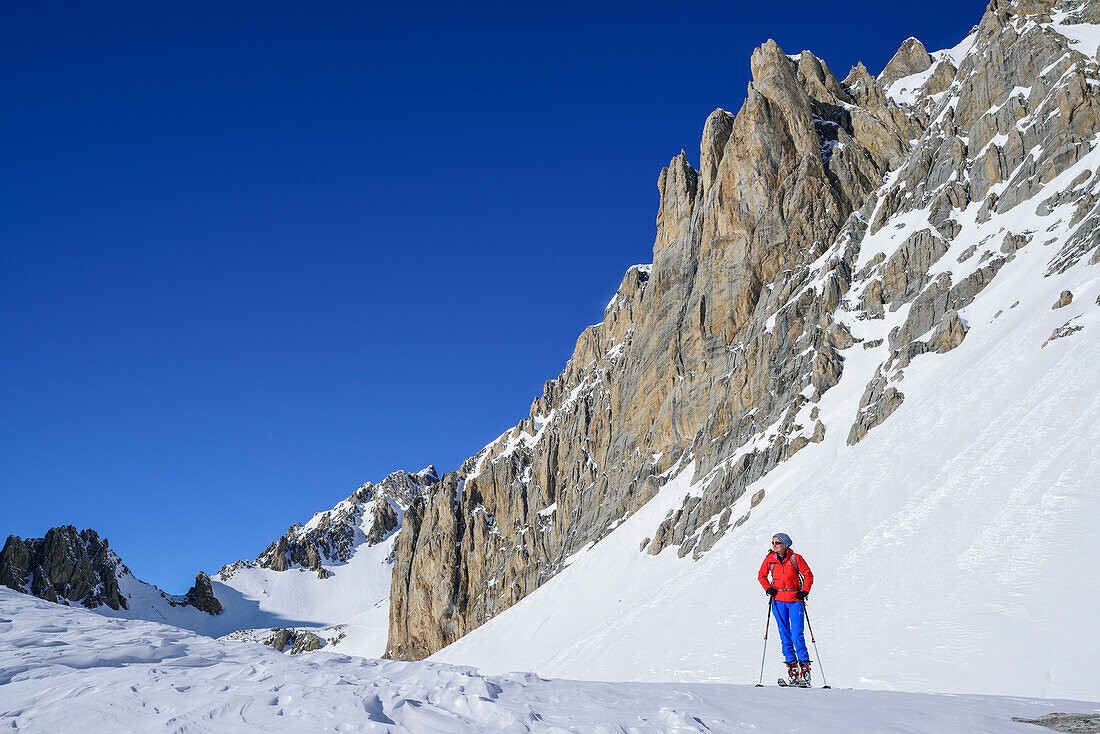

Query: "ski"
left=777, top=678, right=812, bottom=687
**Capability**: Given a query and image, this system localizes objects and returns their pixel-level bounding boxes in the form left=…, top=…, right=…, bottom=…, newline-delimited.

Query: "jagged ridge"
left=219, top=466, right=436, bottom=579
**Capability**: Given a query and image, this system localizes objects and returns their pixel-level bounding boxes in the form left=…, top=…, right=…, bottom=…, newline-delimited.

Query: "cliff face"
left=1, top=526, right=129, bottom=610
left=385, top=0, right=1100, bottom=661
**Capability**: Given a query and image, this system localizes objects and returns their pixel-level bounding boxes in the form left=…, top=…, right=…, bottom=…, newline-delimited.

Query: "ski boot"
left=797, top=660, right=812, bottom=687
left=786, top=660, right=801, bottom=686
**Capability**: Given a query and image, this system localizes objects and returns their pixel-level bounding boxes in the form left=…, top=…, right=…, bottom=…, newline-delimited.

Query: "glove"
left=766, top=587, right=778, bottom=597
left=795, top=590, right=809, bottom=600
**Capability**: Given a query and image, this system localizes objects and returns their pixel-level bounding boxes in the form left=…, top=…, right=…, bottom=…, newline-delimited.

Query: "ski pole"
left=800, top=600, right=830, bottom=689
left=755, top=598, right=774, bottom=687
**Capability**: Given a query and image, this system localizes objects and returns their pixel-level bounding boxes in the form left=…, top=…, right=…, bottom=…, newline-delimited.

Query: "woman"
left=757, top=532, right=814, bottom=685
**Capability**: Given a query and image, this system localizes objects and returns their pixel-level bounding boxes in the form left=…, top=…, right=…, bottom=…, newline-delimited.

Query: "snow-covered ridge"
left=228, top=465, right=437, bottom=576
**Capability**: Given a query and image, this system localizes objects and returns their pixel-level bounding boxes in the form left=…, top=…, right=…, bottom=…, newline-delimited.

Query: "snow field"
left=2, top=589, right=1097, bottom=733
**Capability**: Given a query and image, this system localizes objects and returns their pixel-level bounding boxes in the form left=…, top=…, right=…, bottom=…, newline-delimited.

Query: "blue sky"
left=1, top=1, right=986, bottom=592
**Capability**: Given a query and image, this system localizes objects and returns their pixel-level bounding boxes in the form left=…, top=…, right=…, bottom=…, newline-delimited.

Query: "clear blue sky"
left=1, top=1, right=986, bottom=592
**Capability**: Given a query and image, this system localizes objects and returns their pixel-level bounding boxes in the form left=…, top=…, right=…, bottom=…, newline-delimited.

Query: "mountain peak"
left=0, top=526, right=128, bottom=610
left=246, top=467, right=436, bottom=575
left=879, top=37, right=932, bottom=89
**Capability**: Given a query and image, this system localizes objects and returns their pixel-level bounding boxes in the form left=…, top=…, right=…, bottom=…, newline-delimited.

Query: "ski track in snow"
left=1, top=589, right=1097, bottom=733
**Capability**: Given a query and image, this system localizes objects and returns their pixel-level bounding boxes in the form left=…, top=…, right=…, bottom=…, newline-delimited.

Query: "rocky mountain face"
left=181, top=572, right=223, bottom=615
left=0, top=526, right=228, bottom=616
left=384, top=0, right=1100, bottom=661
left=0, top=527, right=128, bottom=610
left=218, top=467, right=435, bottom=581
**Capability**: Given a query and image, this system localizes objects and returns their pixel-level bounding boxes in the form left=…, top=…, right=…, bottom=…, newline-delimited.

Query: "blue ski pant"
left=771, top=600, right=808, bottom=662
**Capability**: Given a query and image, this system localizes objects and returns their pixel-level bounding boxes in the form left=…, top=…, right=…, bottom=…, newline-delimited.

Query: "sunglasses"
left=772, top=541, right=785, bottom=546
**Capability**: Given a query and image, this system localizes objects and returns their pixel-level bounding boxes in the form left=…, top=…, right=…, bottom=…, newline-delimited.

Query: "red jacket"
left=758, top=551, right=813, bottom=603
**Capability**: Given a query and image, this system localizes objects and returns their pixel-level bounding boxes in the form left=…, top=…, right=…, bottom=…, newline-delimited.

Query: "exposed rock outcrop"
left=0, top=526, right=228, bottom=616
left=1011, top=712, right=1100, bottom=732
left=880, top=38, right=933, bottom=90
left=262, top=628, right=324, bottom=655
left=181, top=572, right=223, bottom=615
left=1043, top=319, right=1085, bottom=346
left=0, top=527, right=127, bottom=610
left=291, top=630, right=323, bottom=654
left=266, top=627, right=293, bottom=651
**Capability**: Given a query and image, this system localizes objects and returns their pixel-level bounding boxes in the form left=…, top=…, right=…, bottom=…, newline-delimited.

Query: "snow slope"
left=2, top=588, right=1096, bottom=733
left=210, top=534, right=397, bottom=656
